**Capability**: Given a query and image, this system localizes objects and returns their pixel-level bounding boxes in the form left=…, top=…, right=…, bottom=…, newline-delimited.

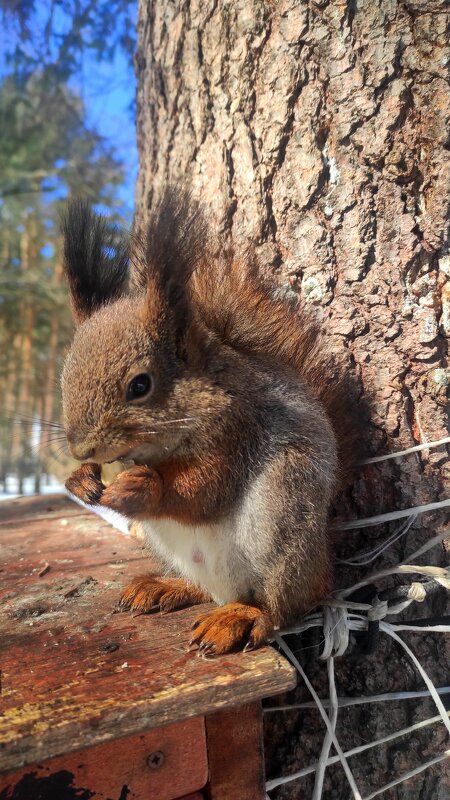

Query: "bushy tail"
left=193, top=251, right=364, bottom=491
left=134, top=186, right=365, bottom=489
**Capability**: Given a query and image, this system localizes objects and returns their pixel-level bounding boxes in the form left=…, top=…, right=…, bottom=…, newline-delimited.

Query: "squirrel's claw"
left=119, top=575, right=210, bottom=614
left=65, top=463, right=104, bottom=505
left=189, top=603, right=273, bottom=656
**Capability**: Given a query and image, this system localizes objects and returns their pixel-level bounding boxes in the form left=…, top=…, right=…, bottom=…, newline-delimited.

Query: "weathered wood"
left=205, top=703, right=266, bottom=800
left=0, top=718, right=208, bottom=800
left=0, top=495, right=296, bottom=773
left=180, top=795, right=204, bottom=799
left=0, top=493, right=77, bottom=524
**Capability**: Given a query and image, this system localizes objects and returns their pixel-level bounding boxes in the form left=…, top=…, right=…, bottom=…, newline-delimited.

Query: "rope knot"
left=321, top=606, right=349, bottom=659
left=408, top=582, right=427, bottom=602
left=368, top=599, right=388, bottom=621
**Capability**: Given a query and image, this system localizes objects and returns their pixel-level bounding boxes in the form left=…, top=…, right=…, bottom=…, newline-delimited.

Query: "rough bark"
left=135, top=1, right=449, bottom=797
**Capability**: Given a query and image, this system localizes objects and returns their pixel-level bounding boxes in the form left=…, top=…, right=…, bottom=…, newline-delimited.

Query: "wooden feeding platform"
left=0, top=494, right=295, bottom=799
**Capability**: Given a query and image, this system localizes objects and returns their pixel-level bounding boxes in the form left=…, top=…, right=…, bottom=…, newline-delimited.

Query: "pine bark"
left=135, top=1, right=449, bottom=797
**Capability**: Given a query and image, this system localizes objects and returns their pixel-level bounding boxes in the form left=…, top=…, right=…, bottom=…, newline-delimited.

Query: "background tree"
left=0, top=0, right=135, bottom=81
left=134, top=1, right=449, bottom=797
left=0, top=0, right=136, bottom=493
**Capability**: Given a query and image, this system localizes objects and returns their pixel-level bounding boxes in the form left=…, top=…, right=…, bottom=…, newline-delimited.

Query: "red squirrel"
left=61, top=189, right=360, bottom=656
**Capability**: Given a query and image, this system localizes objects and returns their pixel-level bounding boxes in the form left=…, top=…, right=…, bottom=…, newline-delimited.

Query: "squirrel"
left=61, top=188, right=361, bottom=656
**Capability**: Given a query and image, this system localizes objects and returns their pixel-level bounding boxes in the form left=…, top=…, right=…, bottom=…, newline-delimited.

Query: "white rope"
left=268, top=612, right=450, bottom=795
left=275, top=634, right=363, bottom=800
left=333, top=498, right=450, bottom=530
left=379, top=622, right=450, bottom=737
left=338, top=515, right=417, bottom=566
left=406, top=529, right=450, bottom=563
left=388, top=622, right=450, bottom=633
left=362, top=751, right=450, bottom=800
left=313, top=658, right=338, bottom=799
left=264, top=686, right=450, bottom=712
left=363, top=436, right=450, bottom=464
left=283, top=615, right=450, bottom=639
left=268, top=523, right=450, bottom=797
left=320, top=606, right=349, bottom=658
left=336, top=562, right=450, bottom=600
left=266, top=713, right=449, bottom=789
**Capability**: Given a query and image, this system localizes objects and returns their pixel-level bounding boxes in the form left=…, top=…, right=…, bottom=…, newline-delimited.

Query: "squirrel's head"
left=61, top=190, right=218, bottom=466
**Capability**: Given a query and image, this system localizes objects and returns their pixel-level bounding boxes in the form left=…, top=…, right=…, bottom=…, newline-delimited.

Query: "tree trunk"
left=135, top=2, right=449, bottom=797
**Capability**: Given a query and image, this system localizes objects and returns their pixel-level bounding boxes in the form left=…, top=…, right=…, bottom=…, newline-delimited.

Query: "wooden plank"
left=0, top=495, right=296, bottom=773
left=0, top=512, right=143, bottom=586
left=0, top=493, right=77, bottom=525
left=180, top=795, right=204, bottom=799
left=205, top=703, right=266, bottom=800
left=0, top=717, right=208, bottom=800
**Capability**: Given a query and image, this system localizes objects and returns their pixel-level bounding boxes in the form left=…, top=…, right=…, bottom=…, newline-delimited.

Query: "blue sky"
left=0, top=1, right=138, bottom=223
left=76, top=48, right=138, bottom=221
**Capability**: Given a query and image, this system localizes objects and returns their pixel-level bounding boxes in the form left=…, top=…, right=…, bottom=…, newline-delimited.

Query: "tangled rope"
left=266, top=435, right=450, bottom=799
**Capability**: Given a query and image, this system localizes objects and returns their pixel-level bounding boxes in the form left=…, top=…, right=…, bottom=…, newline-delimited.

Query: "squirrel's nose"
left=65, top=429, right=96, bottom=461
left=71, top=445, right=96, bottom=461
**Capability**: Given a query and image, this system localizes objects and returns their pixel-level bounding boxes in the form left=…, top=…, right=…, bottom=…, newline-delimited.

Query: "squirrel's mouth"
left=102, top=441, right=179, bottom=467
left=103, top=455, right=149, bottom=467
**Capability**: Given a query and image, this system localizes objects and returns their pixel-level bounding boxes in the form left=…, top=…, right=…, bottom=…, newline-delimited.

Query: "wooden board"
left=0, top=493, right=79, bottom=524
left=181, top=795, right=204, bottom=799
left=205, top=704, right=266, bottom=800
left=0, top=494, right=296, bottom=773
left=0, top=717, right=207, bottom=800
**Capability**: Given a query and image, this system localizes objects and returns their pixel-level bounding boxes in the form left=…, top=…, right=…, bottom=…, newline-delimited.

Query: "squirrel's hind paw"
left=190, top=603, right=273, bottom=657
left=65, top=463, right=104, bottom=505
left=119, top=575, right=210, bottom=614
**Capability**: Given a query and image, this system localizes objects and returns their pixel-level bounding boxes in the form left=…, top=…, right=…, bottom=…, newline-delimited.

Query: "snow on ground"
left=0, top=474, right=64, bottom=501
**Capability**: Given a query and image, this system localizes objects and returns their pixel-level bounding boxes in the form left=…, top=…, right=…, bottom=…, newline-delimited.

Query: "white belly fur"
left=139, top=516, right=251, bottom=604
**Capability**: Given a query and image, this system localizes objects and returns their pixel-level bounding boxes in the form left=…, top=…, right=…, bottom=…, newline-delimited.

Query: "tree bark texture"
left=135, top=2, right=449, bottom=797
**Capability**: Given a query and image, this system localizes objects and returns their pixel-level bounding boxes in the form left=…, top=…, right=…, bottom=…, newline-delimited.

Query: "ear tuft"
left=132, top=186, right=209, bottom=332
left=61, top=199, right=130, bottom=323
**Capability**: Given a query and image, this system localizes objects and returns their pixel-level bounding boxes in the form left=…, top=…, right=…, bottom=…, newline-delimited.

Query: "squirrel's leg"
left=65, top=464, right=163, bottom=516
left=189, top=603, right=273, bottom=656
left=99, top=465, right=163, bottom=517
left=97, top=456, right=234, bottom=523
left=67, top=462, right=222, bottom=616
left=190, top=446, right=334, bottom=655
left=119, top=575, right=211, bottom=613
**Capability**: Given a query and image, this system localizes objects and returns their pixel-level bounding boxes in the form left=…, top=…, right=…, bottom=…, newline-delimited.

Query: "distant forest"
left=0, top=0, right=136, bottom=495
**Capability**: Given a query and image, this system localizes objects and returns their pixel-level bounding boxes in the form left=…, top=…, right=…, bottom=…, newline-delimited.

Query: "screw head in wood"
left=147, top=750, right=165, bottom=769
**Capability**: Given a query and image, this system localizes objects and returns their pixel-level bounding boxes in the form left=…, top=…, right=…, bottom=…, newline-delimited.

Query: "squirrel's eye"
left=126, top=373, right=152, bottom=401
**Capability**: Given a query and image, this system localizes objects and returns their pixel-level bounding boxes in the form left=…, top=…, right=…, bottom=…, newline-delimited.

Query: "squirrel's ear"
left=132, top=187, right=208, bottom=340
left=61, top=199, right=129, bottom=324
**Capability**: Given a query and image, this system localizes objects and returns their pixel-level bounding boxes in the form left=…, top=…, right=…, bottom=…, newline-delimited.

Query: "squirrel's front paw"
left=119, top=575, right=210, bottom=613
left=65, top=463, right=104, bottom=505
left=99, top=465, right=163, bottom=518
left=189, top=603, right=273, bottom=657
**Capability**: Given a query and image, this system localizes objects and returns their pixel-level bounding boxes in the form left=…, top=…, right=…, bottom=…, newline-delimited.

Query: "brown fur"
left=65, top=462, right=103, bottom=504
left=100, top=465, right=163, bottom=518
left=61, top=188, right=363, bottom=654
left=192, top=254, right=363, bottom=490
left=120, top=575, right=210, bottom=613
left=190, top=604, right=274, bottom=655
left=97, top=456, right=232, bottom=523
